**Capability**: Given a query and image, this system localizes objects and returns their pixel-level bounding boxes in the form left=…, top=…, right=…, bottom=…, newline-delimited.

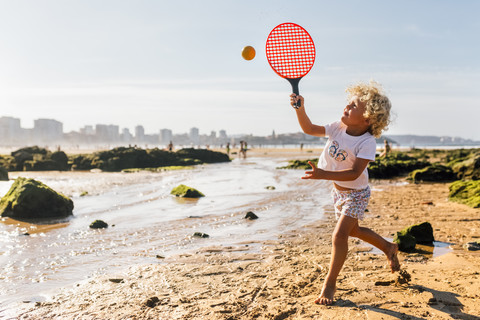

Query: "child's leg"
left=315, top=215, right=358, bottom=305
left=350, top=224, right=400, bottom=272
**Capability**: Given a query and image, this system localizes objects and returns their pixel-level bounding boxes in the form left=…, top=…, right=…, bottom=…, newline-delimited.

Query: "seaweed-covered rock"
left=368, top=152, right=430, bottom=179
left=449, top=180, right=480, bottom=208
left=10, top=146, right=49, bottom=171
left=404, top=222, right=435, bottom=244
left=450, top=151, right=480, bottom=180
left=277, top=159, right=317, bottom=170
left=50, top=151, right=69, bottom=170
left=409, top=164, right=457, bottom=182
left=393, top=232, right=416, bottom=253
left=23, top=159, right=60, bottom=171
left=170, top=184, right=205, bottom=198
left=0, top=177, right=74, bottom=220
left=70, top=147, right=229, bottom=172
left=69, top=154, right=96, bottom=171
left=6, top=146, right=72, bottom=171
left=0, top=166, right=8, bottom=181
left=90, top=220, right=108, bottom=229
left=175, top=148, right=230, bottom=164
left=393, top=222, right=434, bottom=252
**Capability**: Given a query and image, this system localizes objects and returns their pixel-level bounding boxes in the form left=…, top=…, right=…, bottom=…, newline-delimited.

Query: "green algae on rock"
left=170, top=184, right=205, bottom=198
left=408, top=164, right=457, bottom=183
left=449, top=180, right=480, bottom=208
left=0, top=166, right=8, bottom=181
left=393, top=222, right=435, bottom=253
left=90, top=220, right=109, bottom=229
left=0, top=177, right=74, bottom=220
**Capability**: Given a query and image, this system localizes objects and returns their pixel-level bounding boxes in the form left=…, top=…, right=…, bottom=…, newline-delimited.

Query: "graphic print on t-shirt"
left=328, top=140, right=348, bottom=162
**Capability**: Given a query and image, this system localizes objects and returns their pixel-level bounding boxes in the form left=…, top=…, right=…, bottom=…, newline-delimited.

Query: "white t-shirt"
left=318, top=121, right=376, bottom=190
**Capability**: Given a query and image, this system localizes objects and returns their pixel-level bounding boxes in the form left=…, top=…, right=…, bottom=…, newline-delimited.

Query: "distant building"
left=219, top=130, right=227, bottom=140
left=80, top=125, right=95, bottom=135
left=190, top=127, right=199, bottom=145
left=160, top=128, right=173, bottom=145
left=0, top=116, right=22, bottom=144
left=121, top=128, right=133, bottom=143
left=95, top=124, right=119, bottom=142
left=135, top=125, right=145, bottom=143
left=34, top=118, right=63, bottom=143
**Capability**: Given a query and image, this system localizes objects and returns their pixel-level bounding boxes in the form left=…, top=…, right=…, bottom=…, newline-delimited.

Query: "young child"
left=290, top=80, right=400, bottom=305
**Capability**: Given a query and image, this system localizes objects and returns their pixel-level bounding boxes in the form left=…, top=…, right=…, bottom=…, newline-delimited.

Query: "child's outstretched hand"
left=290, top=93, right=304, bottom=109
left=302, top=161, right=324, bottom=180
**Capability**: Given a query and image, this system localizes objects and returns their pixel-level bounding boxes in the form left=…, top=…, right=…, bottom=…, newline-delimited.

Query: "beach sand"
left=12, top=148, right=480, bottom=319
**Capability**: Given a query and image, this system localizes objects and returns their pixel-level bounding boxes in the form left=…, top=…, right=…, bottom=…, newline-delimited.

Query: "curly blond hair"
left=345, top=80, right=392, bottom=138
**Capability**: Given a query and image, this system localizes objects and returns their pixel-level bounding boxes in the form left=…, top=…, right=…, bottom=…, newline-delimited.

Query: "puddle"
left=367, top=240, right=453, bottom=258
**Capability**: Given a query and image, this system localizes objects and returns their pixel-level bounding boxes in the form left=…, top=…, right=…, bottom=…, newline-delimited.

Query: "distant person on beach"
left=290, top=80, right=400, bottom=306
left=168, top=141, right=173, bottom=152
left=379, top=139, right=391, bottom=158
left=226, top=142, right=230, bottom=155
left=239, top=141, right=247, bottom=159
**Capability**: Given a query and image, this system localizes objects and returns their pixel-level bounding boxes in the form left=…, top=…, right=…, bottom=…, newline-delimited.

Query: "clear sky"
left=0, top=0, right=479, bottom=140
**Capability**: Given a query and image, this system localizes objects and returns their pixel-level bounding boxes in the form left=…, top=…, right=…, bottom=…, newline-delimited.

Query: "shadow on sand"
left=334, top=284, right=479, bottom=320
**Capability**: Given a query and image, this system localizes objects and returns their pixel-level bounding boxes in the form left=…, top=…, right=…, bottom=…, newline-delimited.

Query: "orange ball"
left=241, top=46, right=256, bottom=60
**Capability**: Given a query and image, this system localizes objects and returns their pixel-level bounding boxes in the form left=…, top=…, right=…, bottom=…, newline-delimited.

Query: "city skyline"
left=1, top=115, right=479, bottom=150
left=0, top=1, right=479, bottom=140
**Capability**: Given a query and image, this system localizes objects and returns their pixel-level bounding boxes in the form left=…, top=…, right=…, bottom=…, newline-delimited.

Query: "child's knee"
left=332, top=230, right=349, bottom=244
left=349, top=225, right=361, bottom=238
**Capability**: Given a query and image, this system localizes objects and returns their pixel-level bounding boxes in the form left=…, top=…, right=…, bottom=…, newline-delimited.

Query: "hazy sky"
left=0, top=0, right=479, bottom=139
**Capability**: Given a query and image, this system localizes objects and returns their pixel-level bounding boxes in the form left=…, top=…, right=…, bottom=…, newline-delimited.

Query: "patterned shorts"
left=331, top=186, right=371, bottom=221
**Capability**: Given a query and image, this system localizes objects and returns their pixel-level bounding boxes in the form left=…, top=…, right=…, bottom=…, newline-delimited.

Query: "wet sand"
left=10, top=149, right=480, bottom=319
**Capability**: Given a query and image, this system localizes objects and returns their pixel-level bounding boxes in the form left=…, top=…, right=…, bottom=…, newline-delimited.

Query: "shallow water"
left=0, top=156, right=331, bottom=312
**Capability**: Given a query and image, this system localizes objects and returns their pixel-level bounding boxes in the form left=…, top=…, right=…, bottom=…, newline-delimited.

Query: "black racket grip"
left=288, top=78, right=302, bottom=108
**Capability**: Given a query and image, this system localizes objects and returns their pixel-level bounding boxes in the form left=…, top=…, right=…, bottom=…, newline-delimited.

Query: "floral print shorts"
left=331, top=186, right=371, bottom=221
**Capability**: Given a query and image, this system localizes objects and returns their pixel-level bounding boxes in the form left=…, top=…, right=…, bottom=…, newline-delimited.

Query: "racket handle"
left=288, top=78, right=302, bottom=108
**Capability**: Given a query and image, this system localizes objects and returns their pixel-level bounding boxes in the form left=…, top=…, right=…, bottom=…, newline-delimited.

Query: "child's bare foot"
left=386, top=242, right=400, bottom=273
left=314, top=284, right=336, bottom=305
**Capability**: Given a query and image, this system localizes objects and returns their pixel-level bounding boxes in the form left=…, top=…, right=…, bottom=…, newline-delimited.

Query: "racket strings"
left=266, top=23, right=315, bottom=79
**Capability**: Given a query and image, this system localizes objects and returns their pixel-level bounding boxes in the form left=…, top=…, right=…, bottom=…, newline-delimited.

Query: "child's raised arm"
left=290, top=94, right=325, bottom=137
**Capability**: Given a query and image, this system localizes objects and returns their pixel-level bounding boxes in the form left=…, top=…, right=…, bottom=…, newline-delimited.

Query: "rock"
left=144, top=296, right=160, bottom=308
left=0, top=166, right=8, bottom=181
left=464, top=242, right=480, bottom=251
left=368, top=152, right=430, bottom=179
left=108, top=278, right=124, bottom=283
left=393, top=232, right=416, bottom=253
left=90, top=220, right=108, bottom=229
left=193, top=232, right=209, bottom=238
left=50, top=151, right=69, bottom=170
left=403, top=222, right=435, bottom=244
left=277, top=159, right=318, bottom=170
left=0, top=177, right=73, bottom=220
left=450, top=150, right=480, bottom=180
left=409, top=164, right=457, bottom=182
left=10, top=146, right=49, bottom=171
left=245, top=211, right=259, bottom=220
left=449, top=180, right=480, bottom=208
left=394, top=222, right=435, bottom=253
left=68, top=147, right=231, bottom=172
left=175, top=148, right=230, bottom=164
left=170, top=184, right=205, bottom=198
left=23, top=159, right=60, bottom=171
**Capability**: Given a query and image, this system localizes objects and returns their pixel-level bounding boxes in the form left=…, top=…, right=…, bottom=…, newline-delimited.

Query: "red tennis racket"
left=266, top=23, right=316, bottom=105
